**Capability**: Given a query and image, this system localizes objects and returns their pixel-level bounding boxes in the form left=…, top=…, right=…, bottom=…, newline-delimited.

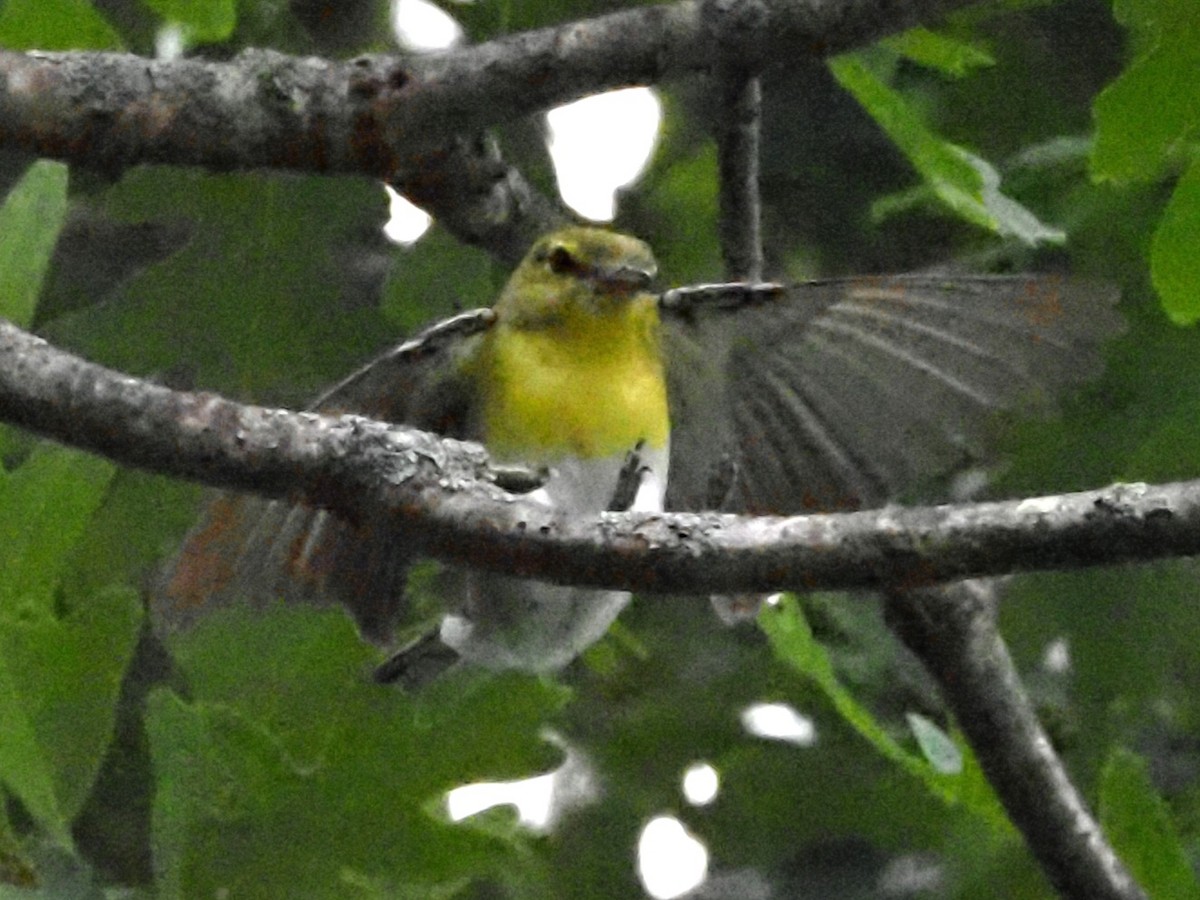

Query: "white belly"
left=439, top=445, right=668, bottom=672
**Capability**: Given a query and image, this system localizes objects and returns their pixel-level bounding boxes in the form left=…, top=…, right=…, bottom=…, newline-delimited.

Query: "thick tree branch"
left=1, top=317, right=1196, bottom=595
left=0, top=0, right=977, bottom=183
left=0, top=318, right=511, bottom=510
left=0, top=0, right=978, bottom=260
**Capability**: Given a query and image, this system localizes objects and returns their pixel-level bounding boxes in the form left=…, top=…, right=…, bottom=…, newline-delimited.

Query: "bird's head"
left=495, top=227, right=658, bottom=328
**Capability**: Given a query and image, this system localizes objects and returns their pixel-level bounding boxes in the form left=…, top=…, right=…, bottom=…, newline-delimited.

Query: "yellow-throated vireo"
left=158, top=226, right=1121, bottom=686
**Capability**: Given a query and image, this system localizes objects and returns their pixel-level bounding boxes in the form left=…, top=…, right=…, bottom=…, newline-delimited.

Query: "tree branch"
left=714, top=70, right=764, bottom=280
left=708, top=0, right=766, bottom=281
left=0, top=0, right=978, bottom=261
left=1, top=317, right=1196, bottom=595
left=0, top=0, right=978, bottom=183
left=390, top=133, right=568, bottom=265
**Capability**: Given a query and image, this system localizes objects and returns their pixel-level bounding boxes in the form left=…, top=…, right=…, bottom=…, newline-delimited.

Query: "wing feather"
left=756, top=365, right=892, bottom=509
left=664, top=275, right=1122, bottom=513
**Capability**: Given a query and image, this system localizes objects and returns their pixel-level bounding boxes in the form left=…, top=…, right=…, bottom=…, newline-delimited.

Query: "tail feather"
left=155, top=493, right=410, bottom=645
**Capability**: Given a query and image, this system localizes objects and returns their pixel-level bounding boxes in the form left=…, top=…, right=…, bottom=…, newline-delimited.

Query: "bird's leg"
left=372, top=625, right=461, bottom=687
left=607, top=440, right=649, bottom=512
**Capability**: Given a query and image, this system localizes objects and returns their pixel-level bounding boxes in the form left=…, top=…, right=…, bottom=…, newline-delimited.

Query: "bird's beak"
left=592, top=262, right=656, bottom=294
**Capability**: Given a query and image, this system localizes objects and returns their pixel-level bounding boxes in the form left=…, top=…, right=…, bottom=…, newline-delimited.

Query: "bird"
left=155, top=226, right=1122, bottom=686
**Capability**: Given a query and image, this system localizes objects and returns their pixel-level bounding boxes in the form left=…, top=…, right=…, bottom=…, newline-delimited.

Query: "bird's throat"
left=479, top=297, right=670, bottom=461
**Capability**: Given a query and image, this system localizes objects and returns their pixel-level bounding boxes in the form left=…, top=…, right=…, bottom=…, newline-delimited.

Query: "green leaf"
left=0, top=445, right=115, bottom=614
left=61, top=470, right=200, bottom=607
left=0, top=161, right=69, bottom=327
left=0, top=638, right=67, bottom=847
left=0, top=587, right=142, bottom=845
left=0, top=0, right=121, bottom=50
left=150, top=604, right=566, bottom=897
left=1151, top=156, right=1200, bottom=324
left=954, top=147, right=1066, bottom=245
left=883, top=27, right=995, bottom=78
left=833, top=54, right=1061, bottom=245
left=143, top=0, right=236, bottom=44
left=1099, top=747, right=1199, bottom=900
left=759, top=596, right=1007, bottom=830
left=760, top=596, right=934, bottom=785
left=831, top=53, right=982, bottom=213
left=46, top=168, right=395, bottom=404
left=1092, top=0, right=1200, bottom=183
left=906, top=712, right=964, bottom=775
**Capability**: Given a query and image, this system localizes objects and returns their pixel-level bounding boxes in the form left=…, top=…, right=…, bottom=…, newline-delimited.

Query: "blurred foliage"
left=0, top=0, right=122, bottom=50
left=141, top=0, right=236, bottom=45
left=149, top=605, right=566, bottom=899
left=0, top=163, right=68, bottom=330
left=1099, top=747, right=1197, bottom=900
left=1, top=0, right=1199, bottom=897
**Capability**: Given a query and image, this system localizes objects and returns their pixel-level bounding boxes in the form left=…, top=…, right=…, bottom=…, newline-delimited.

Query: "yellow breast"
left=478, top=295, right=670, bottom=461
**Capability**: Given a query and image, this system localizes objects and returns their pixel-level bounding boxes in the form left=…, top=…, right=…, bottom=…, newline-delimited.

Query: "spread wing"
left=155, top=309, right=493, bottom=645
left=661, top=276, right=1122, bottom=514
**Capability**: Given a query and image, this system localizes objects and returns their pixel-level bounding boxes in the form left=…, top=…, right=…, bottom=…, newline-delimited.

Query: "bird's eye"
left=546, top=244, right=578, bottom=275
